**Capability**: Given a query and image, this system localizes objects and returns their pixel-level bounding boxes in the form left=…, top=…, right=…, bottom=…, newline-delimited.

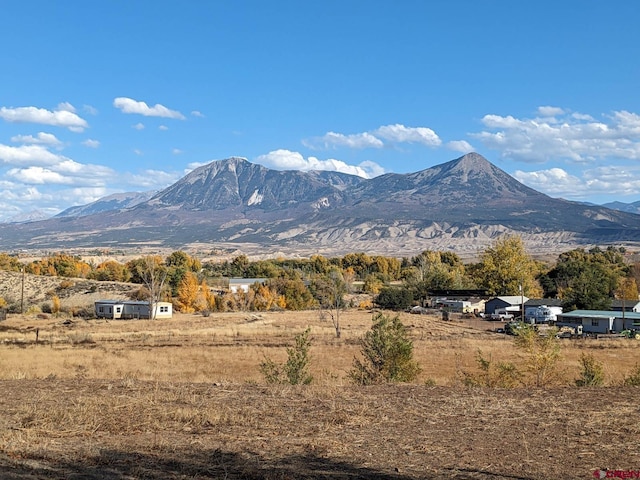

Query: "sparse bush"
left=7, top=302, right=21, bottom=314
left=349, top=313, right=421, bottom=385
left=260, top=328, right=313, bottom=385
left=575, top=353, right=604, bottom=387
left=26, top=305, right=42, bottom=315
left=70, top=305, right=95, bottom=319
left=514, top=325, right=563, bottom=387
left=58, top=279, right=75, bottom=290
left=461, top=349, right=520, bottom=388
left=41, top=302, right=52, bottom=314
left=623, top=363, right=640, bottom=386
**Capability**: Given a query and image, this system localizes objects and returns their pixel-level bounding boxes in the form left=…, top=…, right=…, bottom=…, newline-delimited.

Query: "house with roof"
left=484, top=296, right=528, bottom=316
left=556, top=310, right=640, bottom=334
left=611, top=299, right=640, bottom=313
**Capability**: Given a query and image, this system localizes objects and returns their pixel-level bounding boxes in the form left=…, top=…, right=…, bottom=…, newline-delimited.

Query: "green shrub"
left=575, top=353, right=604, bottom=387
left=623, top=363, right=640, bottom=386
left=374, top=287, right=413, bottom=311
left=461, top=349, right=520, bottom=388
left=260, top=328, right=313, bottom=385
left=349, top=313, right=421, bottom=385
left=514, top=325, right=562, bottom=387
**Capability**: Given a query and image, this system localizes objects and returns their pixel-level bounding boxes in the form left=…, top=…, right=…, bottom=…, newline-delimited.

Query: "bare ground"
left=1, top=379, right=638, bottom=479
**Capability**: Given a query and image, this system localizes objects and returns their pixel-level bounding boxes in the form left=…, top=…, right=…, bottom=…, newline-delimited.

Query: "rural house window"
left=116, top=307, right=121, bottom=313
left=591, top=319, right=599, bottom=326
left=99, top=307, right=103, bottom=313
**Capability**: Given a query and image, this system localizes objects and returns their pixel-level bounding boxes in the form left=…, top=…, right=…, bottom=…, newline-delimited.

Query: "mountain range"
left=3, top=153, right=640, bottom=258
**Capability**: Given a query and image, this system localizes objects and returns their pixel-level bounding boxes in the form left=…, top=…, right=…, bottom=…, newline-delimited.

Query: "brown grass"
left=2, top=309, right=640, bottom=478
left=2, top=309, right=639, bottom=386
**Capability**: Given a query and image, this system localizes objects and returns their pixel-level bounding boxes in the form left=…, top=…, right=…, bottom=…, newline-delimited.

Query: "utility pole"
left=519, top=283, right=524, bottom=322
left=20, top=265, right=25, bottom=314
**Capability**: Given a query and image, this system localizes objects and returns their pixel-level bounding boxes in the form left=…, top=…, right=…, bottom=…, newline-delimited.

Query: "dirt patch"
left=0, top=379, right=638, bottom=479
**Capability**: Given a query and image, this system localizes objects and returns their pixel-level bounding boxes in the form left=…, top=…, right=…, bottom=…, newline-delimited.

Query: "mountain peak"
left=450, top=152, right=494, bottom=172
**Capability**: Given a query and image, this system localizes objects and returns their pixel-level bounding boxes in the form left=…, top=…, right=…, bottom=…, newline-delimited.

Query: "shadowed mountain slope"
left=2, top=153, right=640, bottom=256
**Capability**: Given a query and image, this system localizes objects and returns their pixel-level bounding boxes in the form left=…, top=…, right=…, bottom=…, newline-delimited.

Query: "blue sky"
left=1, top=1, right=639, bottom=221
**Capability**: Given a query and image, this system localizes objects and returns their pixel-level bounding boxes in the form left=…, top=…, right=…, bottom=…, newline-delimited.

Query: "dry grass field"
left=1, top=307, right=640, bottom=479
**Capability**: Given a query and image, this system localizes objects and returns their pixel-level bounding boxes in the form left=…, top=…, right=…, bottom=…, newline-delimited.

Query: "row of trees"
left=2, top=236, right=639, bottom=313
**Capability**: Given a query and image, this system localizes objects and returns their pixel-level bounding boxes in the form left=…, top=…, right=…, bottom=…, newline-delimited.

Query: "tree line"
left=1, top=236, right=639, bottom=313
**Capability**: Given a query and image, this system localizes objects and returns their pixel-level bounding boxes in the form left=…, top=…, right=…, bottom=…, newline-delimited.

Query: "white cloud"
left=191, top=110, right=204, bottom=118
left=0, top=144, right=65, bottom=166
left=6, top=160, right=113, bottom=186
left=373, top=124, right=441, bottom=146
left=11, top=132, right=62, bottom=148
left=57, top=102, right=76, bottom=113
left=0, top=105, right=88, bottom=132
left=472, top=107, right=640, bottom=163
left=159, top=125, right=168, bottom=131
left=58, top=187, right=109, bottom=205
left=7, top=167, right=71, bottom=184
left=513, top=165, right=640, bottom=201
left=172, top=148, right=182, bottom=155
left=133, top=149, right=143, bottom=156
left=537, top=106, right=565, bottom=117
left=446, top=140, right=474, bottom=153
left=133, top=123, right=145, bottom=130
left=82, top=139, right=100, bottom=148
left=113, top=97, right=186, bottom=120
left=0, top=185, right=47, bottom=203
left=83, top=104, right=98, bottom=115
left=256, top=149, right=384, bottom=178
left=303, top=132, right=384, bottom=149
left=186, top=161, right=209, bottom=172
left=303, top=123, right=441, bottom=150
left=126, top=169, right=181, bottom=189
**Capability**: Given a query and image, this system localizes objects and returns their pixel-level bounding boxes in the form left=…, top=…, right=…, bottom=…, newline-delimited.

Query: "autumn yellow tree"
left=473, top=235, right=543, bottom=297
left=251, top=283, right=278, bottom=311
left=199, top=279, right=216, bottom=312
left=177, top=271, right=200, bottom=313
left=90, top=260, right=131, bottom=282
left=51, top=295, right=61, bottom=314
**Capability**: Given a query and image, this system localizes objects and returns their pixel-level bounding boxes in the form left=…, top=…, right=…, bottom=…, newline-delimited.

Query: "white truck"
left=490, top=308, right=515, bottom=321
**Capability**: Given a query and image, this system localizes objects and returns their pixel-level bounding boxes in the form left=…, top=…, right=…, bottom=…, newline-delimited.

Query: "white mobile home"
left=95, top=300, right=173, bottom=319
